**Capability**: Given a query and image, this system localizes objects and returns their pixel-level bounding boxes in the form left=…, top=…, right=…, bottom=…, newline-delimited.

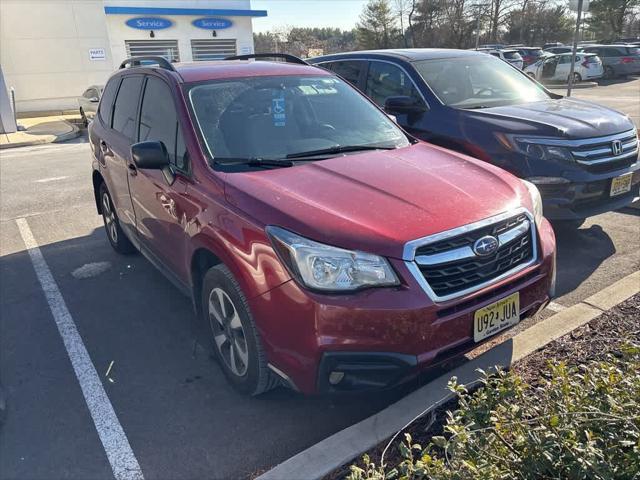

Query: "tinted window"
left=112, top=76, right=143, bottom=139
left=328, top=61, right=365, bottom=87
left=365, top=61, right=423, bottom=108
left=98, top=78, right=120, bottom=124
left=139, top=76, right=187, bottom=171
left=503, top=51, right=522, bottom=60
left=602, top=47, right=624, bottom=57
left=189, top=76, right=409, bottom=162
left=625, top=47, right=639, bottom=55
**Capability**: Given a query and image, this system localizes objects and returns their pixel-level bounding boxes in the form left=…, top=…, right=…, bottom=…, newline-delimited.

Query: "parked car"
left=78, top=85, right=103, bottom=124
left=485, top=49, right=524, bottom=69
left=90, top=54, right=556, bottom=395
left=543, top=42, right=565, bottom=50
left=516, top=47, right=545, bottom=67
left=544, top=46, right=576, bottom=55
left=582, top=44, right=640, bottom=78
left=310, top=49, right=640, bottom=225
left=524, top=52, right=604, bottom=82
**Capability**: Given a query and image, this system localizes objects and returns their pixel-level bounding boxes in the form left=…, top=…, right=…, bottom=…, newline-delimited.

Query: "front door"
left=363, top=60, right=429, bottom=138
left=127, top=75, right=192, bottom=281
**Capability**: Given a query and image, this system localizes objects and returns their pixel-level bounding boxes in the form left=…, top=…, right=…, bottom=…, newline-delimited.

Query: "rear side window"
left=112, top=76, right=143, bottom=140
left=626, top=47, right=639, bottom=55
left=98, top=78, right=120, bottom=124
left=328, top=61, right=365, bottom=87
left=503, top=51, right=521, bottom=60
left=139, top=76, right=187, bottom=171
left=365, top=61, right=423, bottom=108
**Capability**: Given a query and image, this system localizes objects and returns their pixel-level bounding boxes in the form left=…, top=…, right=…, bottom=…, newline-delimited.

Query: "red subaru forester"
left=90, top=54, right=556, bottom=395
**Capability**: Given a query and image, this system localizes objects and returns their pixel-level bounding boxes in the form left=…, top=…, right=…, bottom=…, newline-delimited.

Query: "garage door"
left=125, top=40, right=180, bottom=62
left=191, top=39, right=237, bottom=61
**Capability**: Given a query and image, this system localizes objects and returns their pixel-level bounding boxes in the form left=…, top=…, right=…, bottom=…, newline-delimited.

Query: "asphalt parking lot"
left=1, top=77, right=639, bottom=480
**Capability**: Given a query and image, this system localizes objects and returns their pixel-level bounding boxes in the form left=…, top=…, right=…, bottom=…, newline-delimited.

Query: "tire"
left=604, top=66, right=615, bottom=79
left=99, top=182, right=136, bottom=254
left=79, top=107, right=88, bottom=127
left=202, top=264, right=277, bottom=395
left=570, top=72, right=582, bottom=83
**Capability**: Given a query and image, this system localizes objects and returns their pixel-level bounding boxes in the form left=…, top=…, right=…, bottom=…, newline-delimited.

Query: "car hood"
left=224, top=143, right=530, bottom=259
left=464, top=98, right=634, bottom=138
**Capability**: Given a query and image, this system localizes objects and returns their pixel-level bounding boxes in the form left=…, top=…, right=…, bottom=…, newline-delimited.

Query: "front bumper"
left=249, top=218, right=556, bottom=394
left=539, top=167, right=640, bottom=220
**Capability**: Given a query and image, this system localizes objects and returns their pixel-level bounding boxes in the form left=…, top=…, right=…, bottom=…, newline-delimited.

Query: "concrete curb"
left=257, top=270, right=640, bottom=480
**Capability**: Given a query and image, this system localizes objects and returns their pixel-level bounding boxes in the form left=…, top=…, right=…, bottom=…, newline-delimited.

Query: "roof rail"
left=224, top=53, right=309, bottom=65
left=119, top=56, right=177, bottom=71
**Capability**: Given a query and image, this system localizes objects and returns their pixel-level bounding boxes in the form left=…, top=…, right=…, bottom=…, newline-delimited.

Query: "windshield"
left=187, top=75, right=409, bottom=162
left=413, top=56, right=550, bottom=109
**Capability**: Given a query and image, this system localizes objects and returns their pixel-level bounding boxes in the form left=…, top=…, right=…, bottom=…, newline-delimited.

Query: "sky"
left=251, top=0, right=369, bottom=33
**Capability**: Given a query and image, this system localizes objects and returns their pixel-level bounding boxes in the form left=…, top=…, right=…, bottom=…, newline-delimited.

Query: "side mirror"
left=384, top=96, right=427, bottom=116
left=89, top=97, right=100, bottom=103
left=131, top=141, right=175, bottom=185
left=131, top=141, right=170, bottom=169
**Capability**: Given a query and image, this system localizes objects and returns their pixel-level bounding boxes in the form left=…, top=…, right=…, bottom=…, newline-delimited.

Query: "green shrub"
left=347, top=344, right=640, bottom=480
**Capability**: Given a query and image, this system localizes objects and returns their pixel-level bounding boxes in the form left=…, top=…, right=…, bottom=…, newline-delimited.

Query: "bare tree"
left=394, top=0, right=411, bottom=46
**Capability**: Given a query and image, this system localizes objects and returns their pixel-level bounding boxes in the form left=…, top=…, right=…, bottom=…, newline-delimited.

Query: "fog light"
left=328, top=371, right=345, bottom=385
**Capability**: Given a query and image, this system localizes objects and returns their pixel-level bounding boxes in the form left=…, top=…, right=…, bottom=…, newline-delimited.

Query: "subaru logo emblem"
left=611, top=139, right=623, bottom=156
left=473, top=235, right=499, bottom=256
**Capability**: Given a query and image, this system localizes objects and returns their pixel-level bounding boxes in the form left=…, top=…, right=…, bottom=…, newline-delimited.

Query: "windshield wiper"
left=285, top=144, right=397, bottom=159
left=214, top=157, right=295, bottom=168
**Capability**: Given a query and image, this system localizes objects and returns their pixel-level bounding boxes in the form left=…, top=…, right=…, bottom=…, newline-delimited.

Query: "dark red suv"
left=90, top=55, right=556, bottom=395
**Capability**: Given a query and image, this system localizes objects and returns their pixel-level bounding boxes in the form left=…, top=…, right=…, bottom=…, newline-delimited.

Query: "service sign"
left=125, top=17, right=172, bottom=30
left=192, top=17, right=233, bottom=30
left=89, top=48, right=106, bottom=61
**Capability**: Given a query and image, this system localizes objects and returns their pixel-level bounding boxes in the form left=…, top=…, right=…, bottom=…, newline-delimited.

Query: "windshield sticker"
left=272, top=92, right=286, bottom=127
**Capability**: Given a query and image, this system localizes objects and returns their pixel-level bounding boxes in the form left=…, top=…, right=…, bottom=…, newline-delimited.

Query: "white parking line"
left=35, top=176, right=69, bottom=183
left=16, top=218, right=144, bottom=480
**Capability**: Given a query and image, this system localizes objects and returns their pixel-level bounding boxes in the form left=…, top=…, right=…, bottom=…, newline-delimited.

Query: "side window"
left=98, top=78, right=120, bottom=125
left=328, top=61, right=365, bottom=87
left=559, top=56, right=571, bottom=64
left=365, top=61, right=422, bottom=108
left=112, top=76, right=143, bottom=140
left=139, top=76, right=188, bottom=171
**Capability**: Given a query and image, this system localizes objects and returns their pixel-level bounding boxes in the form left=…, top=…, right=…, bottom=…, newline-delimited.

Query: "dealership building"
left=0, top=1, right=267, bottom=113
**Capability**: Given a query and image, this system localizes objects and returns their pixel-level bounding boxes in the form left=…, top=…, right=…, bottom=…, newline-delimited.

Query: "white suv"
left=525, top=52, right=604, bottom=83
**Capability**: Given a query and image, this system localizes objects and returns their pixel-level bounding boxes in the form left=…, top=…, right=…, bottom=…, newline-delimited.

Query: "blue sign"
left=125, top=17, right=172, bottom=30
left=192, top=17, right=233, bottom=30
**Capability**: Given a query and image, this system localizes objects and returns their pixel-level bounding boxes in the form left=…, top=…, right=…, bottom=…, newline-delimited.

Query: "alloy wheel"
left=102, top=192, right=118, bottom=243
left=208, top=287, right=249, bottom=377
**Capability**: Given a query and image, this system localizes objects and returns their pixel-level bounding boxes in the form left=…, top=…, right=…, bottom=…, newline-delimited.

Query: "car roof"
left=311, top=48, right=486, bottom=63
left=118, top=60, right=330, bottom=84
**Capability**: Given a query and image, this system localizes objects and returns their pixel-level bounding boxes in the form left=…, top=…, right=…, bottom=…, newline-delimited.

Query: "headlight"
left=498, top=134, right=574, bottom=162
left=522, top=180, right=544, bottom=226
left=266, top=226, right=399, bottom=292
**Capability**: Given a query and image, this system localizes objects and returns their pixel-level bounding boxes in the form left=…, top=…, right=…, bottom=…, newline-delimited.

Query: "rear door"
left=127, top=74, right=192, bottom=281
left=554, top=55, right=572, bottom=80
left=101, top=75, right=144, bottom=237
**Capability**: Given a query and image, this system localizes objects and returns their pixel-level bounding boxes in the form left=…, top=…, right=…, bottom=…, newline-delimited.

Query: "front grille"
left=412, top=213, right=535, bottom=299
left=570, top=130, right=638, bottom=173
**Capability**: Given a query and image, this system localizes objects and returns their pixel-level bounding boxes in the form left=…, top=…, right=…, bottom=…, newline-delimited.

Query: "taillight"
left=581, top=59, right=589, bottom=67
left=621, top=57, right=634, bottom=63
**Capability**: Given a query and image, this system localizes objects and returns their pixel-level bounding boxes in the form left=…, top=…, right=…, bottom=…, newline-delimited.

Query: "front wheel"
left=202, top=264, right=277, bottom=395
left=99, top=183, right=136, bottom=254
left=570, top=72, right=582, bottom=83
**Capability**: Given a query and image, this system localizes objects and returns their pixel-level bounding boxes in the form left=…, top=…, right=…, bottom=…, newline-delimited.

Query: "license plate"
left=610, top=173, right=633, bottom=197
left=474, top=292, right=520, bottom=342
